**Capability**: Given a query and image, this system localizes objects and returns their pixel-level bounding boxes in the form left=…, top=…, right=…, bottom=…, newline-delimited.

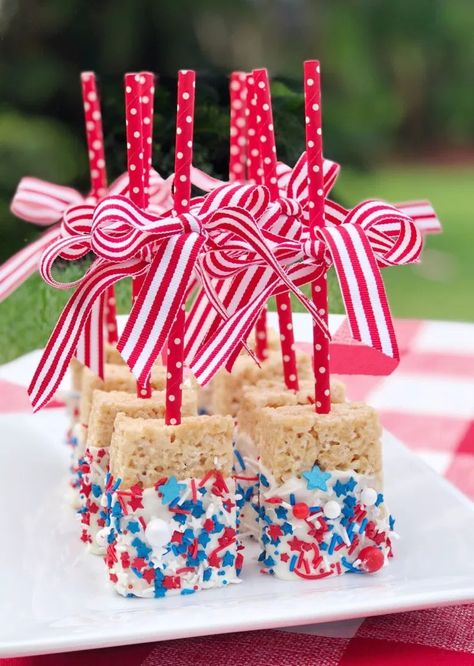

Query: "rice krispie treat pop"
left=69, top=362, right=168, bottom=506
left=197, top=327, right=281, bottom=415
left=255, top=402, right=396, bottom=578
left=79, top=387, right=197, bottom=553
left=66, top=344, right=125, bottom=442
left=211, top=348, right=313, bottom=417
left=235, top=378, right=346, bottom=538
left=104, top=413, right=241, bottom=597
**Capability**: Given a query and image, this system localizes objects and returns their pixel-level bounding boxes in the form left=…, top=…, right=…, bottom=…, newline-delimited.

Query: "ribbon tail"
left=117, top=233, right=205, bottom=387
left=75, top=295, right=105, bottom=379
left=190, top=282, right=273, bottom=386
left=28, top=258, right=144, bottom=412
left=320, top=224, right=399, bottom=362
left=395, top=200, right=442, bottom=235
left=0, top=227, right=59, bottom=302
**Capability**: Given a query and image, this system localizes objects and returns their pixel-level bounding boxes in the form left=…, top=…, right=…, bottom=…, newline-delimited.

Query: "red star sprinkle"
left=80, top=529, right=91, bottom=544
left=171, top=530, right=184, bottom=544
left=121, top=552, right=131, bottom=569
left=81, top=483, right=91, bottom=498
left=203, top=519, right=215, bottom=532
left=131, top=557, right=147, bottom=571
left=128, top=495, right=144, bottom=511
left=109, top=573, right=118, bottom=583
left=268, top=524, right=283, bottom=540
left=142, top=568, right=156, bottom=584
left=163, top=575, right=181, bottom=590
left=280, top=553, right=290, bottom=563
left=288, top=536, right=305, bottom=552
left=88, top=502, right=99, bottom=514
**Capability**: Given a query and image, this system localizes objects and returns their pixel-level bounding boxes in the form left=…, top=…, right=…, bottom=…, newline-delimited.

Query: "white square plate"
left=1, top=406, right=474, bottom=658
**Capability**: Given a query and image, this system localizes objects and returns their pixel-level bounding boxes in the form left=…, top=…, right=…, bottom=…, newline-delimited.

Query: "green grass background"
left=0, top=164, right=472, bottom=365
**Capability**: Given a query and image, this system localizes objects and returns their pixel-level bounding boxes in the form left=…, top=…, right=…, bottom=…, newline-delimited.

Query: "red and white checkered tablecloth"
left=1, top=317, right=473, bottom=665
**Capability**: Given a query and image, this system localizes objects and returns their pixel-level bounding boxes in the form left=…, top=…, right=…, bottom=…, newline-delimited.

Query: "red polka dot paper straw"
left=252, top=68, right=299, bottom=390
left=125, top=73, right=147, bottom=209
left=165, top=69, right=196, bottom=425
left=245, top=74, right=262, bottom=185
left=246, top=73, right=268, bottom=361
left=125, top=72, right=155, bottom=309
left=140, top=71, right=156, bottom=197
left=80, top=72, right=107, bottom=199
left=124, top=72, right=154, bottom=398
left=81, top=72, right=117, bottom=345
left=229, top=71, right=247, bottom=182
left=304, top=60, right=330, bottom=413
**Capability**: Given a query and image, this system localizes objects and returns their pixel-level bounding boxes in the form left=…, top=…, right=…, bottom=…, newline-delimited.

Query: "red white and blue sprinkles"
left=102, top=471, right=243, bottom=597
left=258, top=464, right=396, bottom=579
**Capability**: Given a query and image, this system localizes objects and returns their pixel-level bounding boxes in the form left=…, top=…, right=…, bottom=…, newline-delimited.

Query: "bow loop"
left=344, top=200, right=423, bottom=268
left=10, top=177, right=84, bottom=226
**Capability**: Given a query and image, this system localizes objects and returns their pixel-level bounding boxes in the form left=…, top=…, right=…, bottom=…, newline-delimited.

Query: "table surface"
left=0, top=316, right=473, bottom=665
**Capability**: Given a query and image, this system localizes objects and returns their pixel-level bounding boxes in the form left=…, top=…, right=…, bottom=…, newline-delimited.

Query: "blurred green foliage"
left=0, top=0, right=472, bottom=352
left=1, top=0, right=473, bottom=260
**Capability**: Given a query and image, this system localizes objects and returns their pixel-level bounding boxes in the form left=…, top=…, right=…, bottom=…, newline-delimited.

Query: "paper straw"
left=165, top=69, right=196, bottom=425
left=252, top=68, right=298, bottom=390
left=80, top=73, right=118, bottom=346
left=229, top=72, right=248, bottom=182
left=246, top=73, right=269, bottom=361
left=124, top=72, right=155, bottom=398
left=304, top=60, right=330, bottom=413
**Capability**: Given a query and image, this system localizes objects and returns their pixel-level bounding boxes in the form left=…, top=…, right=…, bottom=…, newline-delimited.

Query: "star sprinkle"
left=160, top=476, right=186, bottom=505
left=302, top=465, right=331, bottom=491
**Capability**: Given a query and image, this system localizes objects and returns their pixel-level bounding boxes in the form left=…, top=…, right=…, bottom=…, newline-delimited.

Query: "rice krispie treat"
left=103, top=414, right=242, bottom=597
left=79, top=388, right=197, bottom=553
left=254, top=402, right=396, bottom=579
left=197, top=327, right=281, bottom=415
left=210, top=348, right=313, bottom=417
left=234, top=378, right=346, bottom=538
left=68, top=345, right=125, bottom=423
left=69, top=363, right=168, bottom=506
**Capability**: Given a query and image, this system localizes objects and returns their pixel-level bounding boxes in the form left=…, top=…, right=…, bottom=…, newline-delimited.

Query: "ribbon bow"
left=0, top=170, right=175, bottom=303
left=117, top=181, right=330, bottom=387
left=28, top=189, right=207, bottom=411
left=183, top=154, right=340, bottom=379
left=185, top=156, right=428, bottom=385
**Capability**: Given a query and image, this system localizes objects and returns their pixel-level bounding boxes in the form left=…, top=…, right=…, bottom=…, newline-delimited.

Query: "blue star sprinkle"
left=302, top=465, right=331, bottom=491
left=281, top=521, right=293, bottom=535
left=127, top=520, right=141, bottom=534
left=222, top=551, right=235, bottom=567
left=160, top=476, right=186, bottom=505
left=333, top=480, right=346, bottom=497
left=131, top=537, right=152, bottom=559
left=345, top=477, right=357, bottom=493
left=275, top=505, right=288, bottom=520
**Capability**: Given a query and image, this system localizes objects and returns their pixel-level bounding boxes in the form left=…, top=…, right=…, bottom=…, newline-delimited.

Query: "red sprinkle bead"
left=359, top=546, right=384, bottom=573
left=293, top=502, right=310, bottom=520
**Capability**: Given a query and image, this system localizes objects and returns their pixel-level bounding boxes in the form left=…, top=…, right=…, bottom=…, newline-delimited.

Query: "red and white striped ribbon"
left=229, top=72, right=248, bottom=182
left=188, top=193, right=423, bottom=386
left=28, top=192, right=205, bottom=411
